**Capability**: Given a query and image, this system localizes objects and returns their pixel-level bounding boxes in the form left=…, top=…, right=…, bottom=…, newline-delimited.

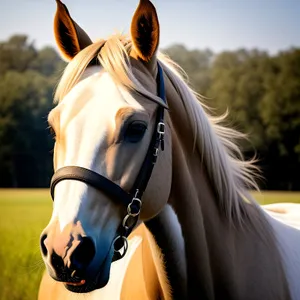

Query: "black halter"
left=50, top=62, right=167, bottom=261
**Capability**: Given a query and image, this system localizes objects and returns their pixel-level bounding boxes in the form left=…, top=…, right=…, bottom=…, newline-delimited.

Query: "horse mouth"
left=65, top=281, right=95, bottom=293
left=64, top=279, right=86, bottom=287
left=65, top=282, right=92, bottom=293
left=63, top=245, right=114, bottom=293
left=64, top=267, right=109, bottom=293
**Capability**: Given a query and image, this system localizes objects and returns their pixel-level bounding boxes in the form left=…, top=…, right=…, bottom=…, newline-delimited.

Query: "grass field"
left=0, top=189, right=299, bottom=300
left=0, top=190, right=52, bottom=300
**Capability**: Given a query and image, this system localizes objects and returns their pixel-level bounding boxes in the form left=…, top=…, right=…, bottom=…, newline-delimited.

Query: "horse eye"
left=124, top=121, right=147, bottom=143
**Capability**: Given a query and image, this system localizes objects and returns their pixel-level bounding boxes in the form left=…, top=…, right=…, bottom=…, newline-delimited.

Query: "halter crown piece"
left=50, top=62, right=167, bottom=261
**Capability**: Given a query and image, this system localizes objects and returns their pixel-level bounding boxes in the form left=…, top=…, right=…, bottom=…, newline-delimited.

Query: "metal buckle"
left=157, top=122, right=165, bottom=135
left=127, top=197, right=142, bottom=217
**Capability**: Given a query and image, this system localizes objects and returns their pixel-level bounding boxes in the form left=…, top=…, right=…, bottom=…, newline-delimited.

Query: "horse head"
left=40, top=0, right=172, bottom=293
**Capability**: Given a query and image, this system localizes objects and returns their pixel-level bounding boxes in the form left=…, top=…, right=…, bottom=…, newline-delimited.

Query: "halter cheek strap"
left=50, top=63, right=167, bottom=262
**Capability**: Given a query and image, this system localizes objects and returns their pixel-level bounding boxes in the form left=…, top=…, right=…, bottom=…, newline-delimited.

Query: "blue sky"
left=0, top=0, right=299, bottom=54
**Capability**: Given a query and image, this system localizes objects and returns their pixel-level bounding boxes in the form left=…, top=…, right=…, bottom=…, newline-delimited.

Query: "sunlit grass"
left=0, top=189, right=299, bottom=300
left=0, top=189, right=52, bottom=300
left=252, top=190, right=300, bottom=205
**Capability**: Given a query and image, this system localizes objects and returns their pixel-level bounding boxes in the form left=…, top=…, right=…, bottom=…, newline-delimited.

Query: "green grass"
left=0, top=189, right=52, bottom=300
left=0, top=189, right=299, bottom=300
left=252, top=191, right=300, bottom=205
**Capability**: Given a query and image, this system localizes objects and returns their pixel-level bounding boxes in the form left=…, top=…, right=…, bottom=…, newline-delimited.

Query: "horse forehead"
left=59, top=70, right=144, bottom=127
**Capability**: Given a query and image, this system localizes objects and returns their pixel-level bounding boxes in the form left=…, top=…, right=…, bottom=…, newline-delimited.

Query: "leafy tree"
left=164, top=44, right=213, bottom=95
left=0, top=35, right=37, bottom=75
left=0, top=35, right=62, bottom=187
left=165, top=44, right=300, bottom=190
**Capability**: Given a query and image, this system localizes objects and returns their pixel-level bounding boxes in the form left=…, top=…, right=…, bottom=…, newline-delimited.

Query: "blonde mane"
left=54, top=34, right=261, bottom=225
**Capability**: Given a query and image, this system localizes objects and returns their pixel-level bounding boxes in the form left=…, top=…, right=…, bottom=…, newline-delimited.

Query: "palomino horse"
left=39, top=0, right=300, bottom=299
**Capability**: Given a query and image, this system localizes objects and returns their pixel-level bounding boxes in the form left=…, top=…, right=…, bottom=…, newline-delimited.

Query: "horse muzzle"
left=40, top=221, right=116, bottom=293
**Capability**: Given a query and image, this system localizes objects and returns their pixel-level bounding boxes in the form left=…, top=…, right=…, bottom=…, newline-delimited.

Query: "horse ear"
left=54, top=0, right=93, bottom=60
left=130, top=0, right=160, bottom=62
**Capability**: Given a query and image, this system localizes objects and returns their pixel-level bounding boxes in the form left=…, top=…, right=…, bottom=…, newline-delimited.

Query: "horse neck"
left=145, top=204, right=188, bottom=300
left=154, top=72, right=291, bottom=300
left=168, top=121, right=218, bottom=299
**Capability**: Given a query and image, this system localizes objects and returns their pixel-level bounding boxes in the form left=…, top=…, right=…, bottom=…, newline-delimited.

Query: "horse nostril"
left=40, top=234, right=48, bottom=256
left=51, top=251, right=64, bottom=273
left=71, top=237, right=96, bottom=270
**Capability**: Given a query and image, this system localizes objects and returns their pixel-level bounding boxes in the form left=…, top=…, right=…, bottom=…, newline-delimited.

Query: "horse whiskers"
left=28, top=262, right=45, bottom=272
left=15, top=257, right=45, bottom=276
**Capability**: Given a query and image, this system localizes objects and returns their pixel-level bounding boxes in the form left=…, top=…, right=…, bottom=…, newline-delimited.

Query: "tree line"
left=0, top=35, right=64, bottom=187
left=165, top=45, right=300, bottom=190
left=0, top=35, right=299, bottom=190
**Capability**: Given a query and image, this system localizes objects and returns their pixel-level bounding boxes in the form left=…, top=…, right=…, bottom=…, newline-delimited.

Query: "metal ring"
left=122, top=214, right=135, bottom=230
left=127, top=198, right=142, bottom=217
left=112, top=236, right=128, bottom=259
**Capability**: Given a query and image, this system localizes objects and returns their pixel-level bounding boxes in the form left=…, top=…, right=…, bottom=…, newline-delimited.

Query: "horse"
left=39, top=0, right=300, bottom=299
left=263, top=203, right=300, bottom=230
